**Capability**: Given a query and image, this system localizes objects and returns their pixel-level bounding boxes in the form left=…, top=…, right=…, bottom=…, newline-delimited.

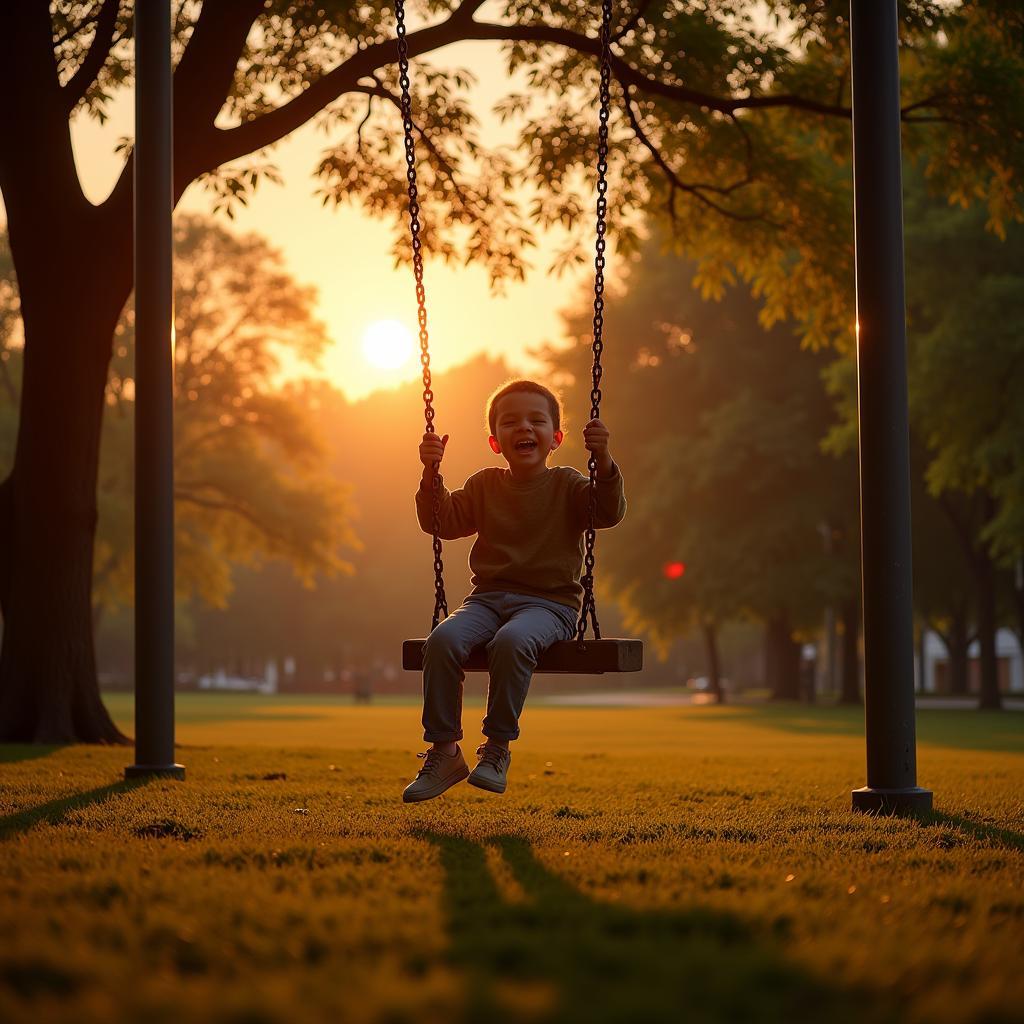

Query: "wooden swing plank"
left=402, top=638, right=643, bottom=674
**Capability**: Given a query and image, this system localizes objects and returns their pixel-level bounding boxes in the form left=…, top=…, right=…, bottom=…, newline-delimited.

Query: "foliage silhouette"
left=3, top=2, right=1021, bottom=740
left=0, top=778, right=149, bottom=840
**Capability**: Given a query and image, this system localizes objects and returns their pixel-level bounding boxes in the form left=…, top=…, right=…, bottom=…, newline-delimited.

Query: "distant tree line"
left=2, top=1, right=1020, bottom=741
left=546, top=172, right=1024, bottom=709
left=4, top=189, right=1020, bottom=713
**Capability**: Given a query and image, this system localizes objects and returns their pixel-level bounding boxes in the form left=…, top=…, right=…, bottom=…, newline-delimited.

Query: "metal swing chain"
left=395, top=0, right=448, bottom=630
left=576, top=0, right=614, bottom=648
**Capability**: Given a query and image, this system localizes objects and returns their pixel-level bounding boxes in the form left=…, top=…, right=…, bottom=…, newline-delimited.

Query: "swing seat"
left=402, top=638, right=643, bottom=674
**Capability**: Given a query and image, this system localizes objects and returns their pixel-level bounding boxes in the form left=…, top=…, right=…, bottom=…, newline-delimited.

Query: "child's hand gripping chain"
left=419, top=432, right=449, bottom=469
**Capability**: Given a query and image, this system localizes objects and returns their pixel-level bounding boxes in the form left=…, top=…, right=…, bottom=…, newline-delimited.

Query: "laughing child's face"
left=488, top=391, right=564, bottom=477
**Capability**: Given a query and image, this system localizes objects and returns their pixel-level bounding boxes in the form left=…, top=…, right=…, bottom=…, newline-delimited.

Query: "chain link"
left=396, top=0, right=448, bottom=629
left=397, top=0, right=612, bottom=640
left=576, top=0, right=614, bottom=648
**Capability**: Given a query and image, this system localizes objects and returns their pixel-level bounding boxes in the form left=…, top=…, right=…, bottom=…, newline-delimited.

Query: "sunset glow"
left=361, top=320, right=414, bottom=371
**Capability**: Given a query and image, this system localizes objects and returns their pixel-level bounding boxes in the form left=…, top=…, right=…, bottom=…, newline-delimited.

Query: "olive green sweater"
left=415, top=464, right=626, bottom=612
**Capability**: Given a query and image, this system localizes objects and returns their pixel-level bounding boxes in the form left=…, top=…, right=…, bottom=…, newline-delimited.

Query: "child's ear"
left=488, top=435, right=502, bottom=455
left=552, top=430, right=564, bottom=448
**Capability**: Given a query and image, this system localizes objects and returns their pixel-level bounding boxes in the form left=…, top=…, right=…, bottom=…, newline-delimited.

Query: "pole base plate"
left=852, top=786, right=932, bottom=816
left=125, top=764, right=186, bottom=781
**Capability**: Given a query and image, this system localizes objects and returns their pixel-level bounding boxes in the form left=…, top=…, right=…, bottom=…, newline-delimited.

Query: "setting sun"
left=361, top=319, right=414, bottom=370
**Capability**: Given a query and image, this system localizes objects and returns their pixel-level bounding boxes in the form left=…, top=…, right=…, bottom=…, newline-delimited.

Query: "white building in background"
left=198, top=661, right=278, bottom=695
left=918, top=628, right=1024, bottom=694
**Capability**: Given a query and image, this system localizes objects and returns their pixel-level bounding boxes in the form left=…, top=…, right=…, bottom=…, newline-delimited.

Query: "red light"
left=662, top=561, right=686, bottom=580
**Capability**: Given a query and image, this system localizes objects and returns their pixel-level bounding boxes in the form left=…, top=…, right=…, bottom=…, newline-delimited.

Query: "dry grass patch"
left=0, top=700, right=1021, bottom=1023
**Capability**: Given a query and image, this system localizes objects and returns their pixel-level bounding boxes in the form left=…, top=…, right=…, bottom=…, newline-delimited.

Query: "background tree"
left=0, top=217, right=358, bottom=738
left=0, top=2, right=1019, bottom=739
left=911, top=475, right=976, bottom=697
left=545, top=239, right=855, bottom=703
left=905, top=188, right=1024, bottom=710
left=175, top=355, right=519, bottom=690
left=95, top=214, right=358, bottom=615
left=823, top=172, right=1024, bottom=708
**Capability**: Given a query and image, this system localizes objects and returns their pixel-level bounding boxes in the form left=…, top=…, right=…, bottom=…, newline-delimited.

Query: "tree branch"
left=175, top=0, right=269, bottom=120
left=62, top=0, right=121, bottom=115
left=173, top=422, right=234, bottom=462
left=0, top=5, right=88, bottom=242
left=447, top=0, right=488, bottom=27
left=355, top=93, right=374, bottom=156
left=127, top=7, right=949, bottom=211
left=611, top=1, right=654, bottom=45
left=203, top=11, right=867, bottom=175
left=205, top=3, right=495, bottom=168
left=175, top=488, right=298, bottom=553
left=353, top=81, right=481, bottom=218
left=623, top=86, right=783, bottom=228
left=465, top=22, right=855, bottom=118
left=902, top=114, right=962, bottom=125
left=178, top=293, right=266, bottom=377
left=469, top=21, right=948, bottom=123
left=101, top=0, right=267, bottom=237
left=169, top=0, right=268, bottom=181
left=901, top=92, right=950, bottom=116
left=52, top=8, right=102, bottom=49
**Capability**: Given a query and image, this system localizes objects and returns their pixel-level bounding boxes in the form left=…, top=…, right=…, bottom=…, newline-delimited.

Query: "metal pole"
left=126, top=0, right=184, bottom=780
left=849, top=0, right=929, bottom=815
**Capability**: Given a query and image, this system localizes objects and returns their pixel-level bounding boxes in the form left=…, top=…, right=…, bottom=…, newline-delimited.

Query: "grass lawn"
left=1, top=696, right=1021, bottom=1024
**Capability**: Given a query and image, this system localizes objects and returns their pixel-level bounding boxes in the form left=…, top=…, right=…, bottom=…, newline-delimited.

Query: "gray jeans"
left=421, top=591, right=578, bottom=743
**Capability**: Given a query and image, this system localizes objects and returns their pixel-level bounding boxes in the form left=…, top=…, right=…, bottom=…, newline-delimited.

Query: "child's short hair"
left=486, top=379, right=564, bottom=436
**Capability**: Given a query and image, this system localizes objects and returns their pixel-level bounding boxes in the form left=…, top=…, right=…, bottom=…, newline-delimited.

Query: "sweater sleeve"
left=571, top=463, right=627, bottom=529
left=415, top=472, right=478, bottom=539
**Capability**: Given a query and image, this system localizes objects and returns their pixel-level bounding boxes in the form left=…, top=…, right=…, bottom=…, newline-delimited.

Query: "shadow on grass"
left=698, top=704, right=1023, bottom=754
left=100, top=693, right=333, bottom=729
left=414, top=829, right=896, bottom=1024
left=0, top=778, right=151, bottom=841
left=0, top=744, right=62, bottom=765
left=924, top=811, right=1024, bottom=852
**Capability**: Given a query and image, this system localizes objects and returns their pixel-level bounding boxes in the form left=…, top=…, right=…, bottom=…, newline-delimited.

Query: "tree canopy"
left=2, top=1, right=1023, bottom=739
left=903, top=182, right=1024, bottom=568
left=41, top=1, right=1024, bottom=331
left=544, top=236, right=855, bottom=698
left=0, top=216, right=358, bottom=613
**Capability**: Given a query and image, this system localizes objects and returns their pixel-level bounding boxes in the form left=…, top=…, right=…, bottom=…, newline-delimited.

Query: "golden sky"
left=64, top=38, right=600, bottom=402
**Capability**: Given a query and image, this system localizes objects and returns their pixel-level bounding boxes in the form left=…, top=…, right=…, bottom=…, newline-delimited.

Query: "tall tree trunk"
left=940, top=604, right=971, bottom=696
left=766, top=611, right=800, bottom=700
left=0, top=270, right=129, bottom=743
left=0, top=0, right=292, bottom=742
left=0, top=7, right=135, bottom=743
left=1014, top=568, right=1024, bottom=670
left=972, top=548, right=1002, bottom=710
left=916, top=619, right=926, bottom=694
left=800, top=647, right=816, bottom=704
left=839, top=595, right=861, bottom=705
left=938, top=493, right=1001, bottom=710
left=701, top=619, right=724, bottom=704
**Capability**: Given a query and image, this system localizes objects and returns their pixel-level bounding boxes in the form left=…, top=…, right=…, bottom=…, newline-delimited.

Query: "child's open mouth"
left=514, top=440, right=538, bottom=453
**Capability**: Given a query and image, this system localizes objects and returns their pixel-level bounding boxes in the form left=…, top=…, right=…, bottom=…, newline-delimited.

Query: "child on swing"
left=403, top=379, right=626, bottom=803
